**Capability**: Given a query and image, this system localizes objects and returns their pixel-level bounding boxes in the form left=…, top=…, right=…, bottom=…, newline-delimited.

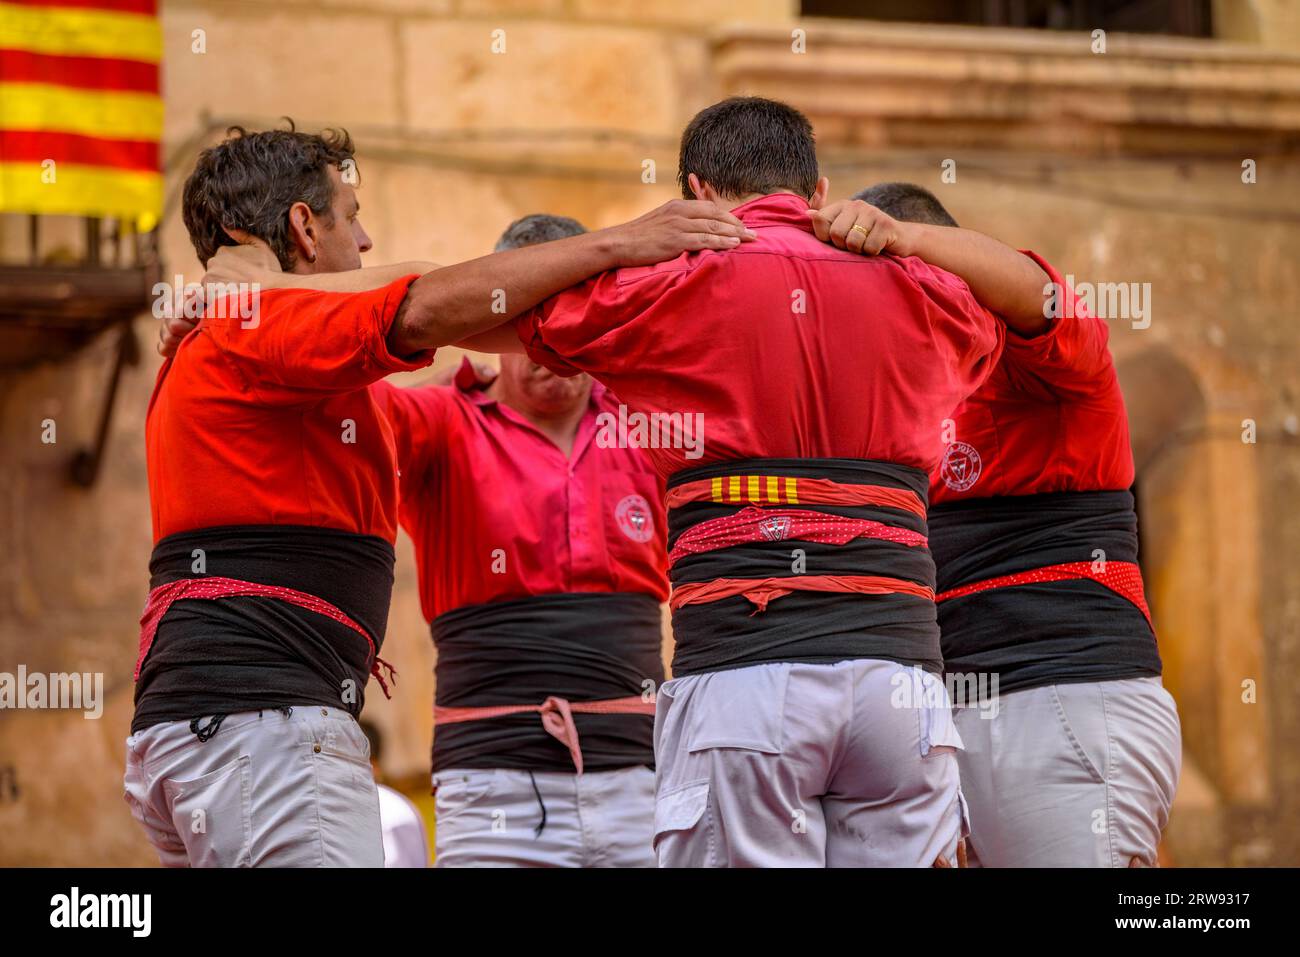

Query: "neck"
left=722, top=189, right=804, bottom=209
left=487, top=381, right=588, bottom=457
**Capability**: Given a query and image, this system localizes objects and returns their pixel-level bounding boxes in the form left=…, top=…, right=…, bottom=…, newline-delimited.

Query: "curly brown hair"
left=181, top=120, right=357, bottom=269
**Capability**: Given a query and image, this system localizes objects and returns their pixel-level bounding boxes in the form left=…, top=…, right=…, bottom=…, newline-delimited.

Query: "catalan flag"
left=0, top=0, right=162, bottom=229
left=709, top=474, right=801, bottom=505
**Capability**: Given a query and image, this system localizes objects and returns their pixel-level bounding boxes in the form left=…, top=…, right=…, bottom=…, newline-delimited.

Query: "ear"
left=686, top=173, right=711, bottom=202
left=808, top=176, right=831, bottom=210
left=286, top=200, right=317, bottom=270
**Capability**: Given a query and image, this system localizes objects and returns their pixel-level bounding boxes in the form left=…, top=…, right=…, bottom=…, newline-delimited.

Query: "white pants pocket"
left=916, top=669, right=965, bottom=757
left=163, top=754, right=252, bottom=868
left=652, top=779, right=712, bottom=866
left=432, top=769, right=500, bottom=820
left=1051, top=684, right=1107, bottom=785
left=684, top=664, right=790, bottom=754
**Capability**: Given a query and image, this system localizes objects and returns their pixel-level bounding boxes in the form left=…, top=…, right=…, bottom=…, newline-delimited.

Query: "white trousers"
left=124, top=707, right=383, bottom=867
left=954, top=676, right=1182, bottom=867
left=652, top=660, right=968, bottom=867
left=432, top=765, right=656, bottom=867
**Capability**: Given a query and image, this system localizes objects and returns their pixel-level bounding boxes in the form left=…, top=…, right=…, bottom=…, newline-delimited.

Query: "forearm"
left=390, top=230, right=621, bottom=354
left=264, top=261, right=436, bottom=292
left=203, top=245, right=436, bottom=292
left=902, top=225, right=1051, bottom=336
left=455, top=324, right=525, bottom=354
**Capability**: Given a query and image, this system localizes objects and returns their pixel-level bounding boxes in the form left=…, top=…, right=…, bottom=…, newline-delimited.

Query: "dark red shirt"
left=930, top=252, right=1134, bottom=503
left=146, top=277, right=429, bottom=543
left=511, top=193, right=1006, bottom=677
left=925, top=256, right=1158, bottom=693
left=515, top=193, right=1004, bottom=477
left=372, top=366, right=669, bottom=622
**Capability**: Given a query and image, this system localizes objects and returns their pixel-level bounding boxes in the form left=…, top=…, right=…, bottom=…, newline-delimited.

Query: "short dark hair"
left=494, top=213, right=586, bottom=251
left=182, top=121, right=356, bottom=270
left=678, top=97, right=819, bottom=201
left=852, top=182, right=959, bottom=228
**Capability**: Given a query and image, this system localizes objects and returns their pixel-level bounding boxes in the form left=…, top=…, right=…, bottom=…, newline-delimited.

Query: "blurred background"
left=1, top=0, right=1297, bottom=866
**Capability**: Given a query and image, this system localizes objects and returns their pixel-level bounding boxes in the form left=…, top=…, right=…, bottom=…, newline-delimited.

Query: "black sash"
left=431, top=592, right=663, bottom=773
left=930, top=490, right=1161, bottom=695
left=666, top=457, right=941, bottom=677
left=132, top=525, right=395, bottom=733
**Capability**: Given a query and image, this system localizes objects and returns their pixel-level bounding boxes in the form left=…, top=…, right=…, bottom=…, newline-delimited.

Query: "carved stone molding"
left=714, top=20, right=1300, bottom=156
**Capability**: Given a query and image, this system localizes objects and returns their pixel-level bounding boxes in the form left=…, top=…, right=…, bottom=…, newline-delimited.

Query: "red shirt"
left=515, top=193, right=1003, bottom=479
left=372, top=365, right=669, bottom=622
left=147, top=277, right=429, bottom=543
left=929, top=253, right=1134, bottom=503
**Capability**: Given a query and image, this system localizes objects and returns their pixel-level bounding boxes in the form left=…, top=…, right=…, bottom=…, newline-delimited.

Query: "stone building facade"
left=1, top=0, right=1297, bottom=865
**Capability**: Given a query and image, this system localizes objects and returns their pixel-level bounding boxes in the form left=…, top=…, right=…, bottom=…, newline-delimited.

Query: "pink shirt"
left=372, top=365, right=669, bottom=622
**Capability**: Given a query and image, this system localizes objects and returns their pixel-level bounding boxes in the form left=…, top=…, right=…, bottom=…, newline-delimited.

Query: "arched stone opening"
left=1118, top=346, right=1269, bottom=864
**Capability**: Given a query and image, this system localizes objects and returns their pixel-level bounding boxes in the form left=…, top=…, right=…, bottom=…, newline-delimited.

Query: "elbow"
left=1010, top=260, right=1053, bottom=336
left=392, top=272, right=464, bottom=351
left=1004, top=295, right=1052, bottom=338
left=389, top=276, right=448, bottom=354
left=396, top=270, right=507, bottom=350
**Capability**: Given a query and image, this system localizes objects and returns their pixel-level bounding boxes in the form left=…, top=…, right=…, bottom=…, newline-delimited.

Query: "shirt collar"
left=729, top=192, right=816, bottom=232
left=454, top=356, right=495, bottom=402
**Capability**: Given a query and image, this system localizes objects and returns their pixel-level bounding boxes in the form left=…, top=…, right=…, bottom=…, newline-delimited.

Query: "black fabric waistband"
left=929, top=490, right=1160, bottom=694
left=430, top=592, right=664, bottom=773
left=132, top=525, right=395, bottom=733
left=929, top=490, right=1141, bottom=590
left=665, top=457, right=940, bottom=677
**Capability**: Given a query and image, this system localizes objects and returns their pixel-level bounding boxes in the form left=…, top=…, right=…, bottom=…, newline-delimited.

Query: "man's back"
left=517, top=191, right=996, bottom=869
left=518, top=194, right=1002, bottom=479
left=509, top=95, right=1052, bottom=868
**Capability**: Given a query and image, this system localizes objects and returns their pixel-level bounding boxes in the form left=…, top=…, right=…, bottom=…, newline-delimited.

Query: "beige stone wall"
left=2, top=1, right=1298, bottom=865
left=1215, top=0, right=1300, bottom=50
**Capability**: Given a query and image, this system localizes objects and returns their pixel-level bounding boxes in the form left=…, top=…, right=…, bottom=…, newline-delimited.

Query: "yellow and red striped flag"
left=0, top=0, right=162, bottom=229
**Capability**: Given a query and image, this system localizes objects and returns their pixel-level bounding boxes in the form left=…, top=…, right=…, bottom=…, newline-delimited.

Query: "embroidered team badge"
left=940, top=441, right=983, bottom=492
left=615, top=494, right=654, bottom=543
left=759, top=515, right=792, bottom=541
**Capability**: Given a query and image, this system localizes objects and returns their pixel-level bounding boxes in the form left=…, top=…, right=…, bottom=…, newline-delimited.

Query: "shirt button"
left=313, top=743, right=322, bottom=754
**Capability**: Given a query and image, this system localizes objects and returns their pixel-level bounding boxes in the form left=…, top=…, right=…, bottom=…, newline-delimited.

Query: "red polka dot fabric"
left=668, top=505, right=927, bottom=567
left=136, top=576, right=389, bottom=692
left=935, top=560, right=1151, bottom=625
